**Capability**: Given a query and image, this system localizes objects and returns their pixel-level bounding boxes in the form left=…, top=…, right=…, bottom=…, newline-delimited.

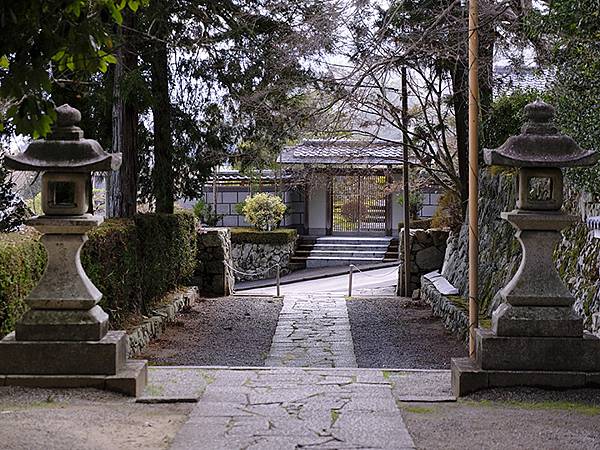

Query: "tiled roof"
left=280, top=140, right=404, bottom=166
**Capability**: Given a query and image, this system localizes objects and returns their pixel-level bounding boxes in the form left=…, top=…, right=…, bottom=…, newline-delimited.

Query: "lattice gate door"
left=332, top=175, right=388, bottom=234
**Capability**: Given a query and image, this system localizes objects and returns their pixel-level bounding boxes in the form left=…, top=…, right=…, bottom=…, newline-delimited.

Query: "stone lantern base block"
left=1, top=360, right=147, bottom=397
left=451, top=358, right=600, bottom=397
left=0, top=331, right=127, bottom=375
left=492, top=303, right=583, bottom=337
left=476, top=329, right=600, bottom=372
left=16, top=305, right=109, bottom=341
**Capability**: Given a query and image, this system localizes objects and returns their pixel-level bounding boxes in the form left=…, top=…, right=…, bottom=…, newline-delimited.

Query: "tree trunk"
left=145, top=0, right=175, bottom=214
left=150, top=36, right=174, bottom=214
left=107, top=13, right=138, bottom=218
left=451, top=61, right=469, bottom=213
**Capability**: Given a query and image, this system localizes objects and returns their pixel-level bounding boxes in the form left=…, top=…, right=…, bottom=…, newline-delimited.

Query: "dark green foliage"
left=0, top=212, right=197, bottom=336
left=525, top=0, right=600, bottom=197
left=0, top=231, right=46, bottom=337
left=134, top=212, right=197, bottom=308
left=193, top=199, right=223, bottom=226
left=230, top=227, right=297, bottom=245
left=481, top=89, right=544, bottom=149
left=81, top=219, right=140, bottom=325
left=0, top=1, right=145, bottom=137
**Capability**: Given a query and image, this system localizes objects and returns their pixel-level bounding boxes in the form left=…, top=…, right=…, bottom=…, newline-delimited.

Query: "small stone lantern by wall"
left=0, top=105, right=147, bottom=396
left=452, top=100, right=600, bottom=396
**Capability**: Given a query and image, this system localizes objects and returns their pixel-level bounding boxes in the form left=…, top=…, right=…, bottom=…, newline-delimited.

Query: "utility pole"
left=401, top=67, right=411, bottom=297
left=468, top=0, right=480, bottom=358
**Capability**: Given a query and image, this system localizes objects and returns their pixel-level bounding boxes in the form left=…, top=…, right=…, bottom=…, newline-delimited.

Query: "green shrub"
left=0, top=230, right=46, bottom=336
left=230, top=227, right=297, bottom=245
left=193, top=199, right=222, bottom=226
left=134, top=212, right=197, bottom=309
left=242, top=193, right=287, bottom=231
left=431, top=191, right=463, bottom=231
left=81, top=219, right=140, bottom=325
left=397, top=192, right=424, bottom=220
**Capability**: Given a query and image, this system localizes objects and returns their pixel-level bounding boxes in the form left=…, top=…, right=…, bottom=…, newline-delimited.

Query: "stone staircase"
left=290, top=236, right=399, bottom=269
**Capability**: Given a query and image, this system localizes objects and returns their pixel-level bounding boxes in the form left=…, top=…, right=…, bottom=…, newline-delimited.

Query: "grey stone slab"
left=492, top=303, right=583, bottom=337
left=171, top=368, right=415, bottom=449
left=0, top=330, right=127, bottom=375
left=451, top=357, right=489, bottom=397
left=105, top=360, right=148, bottom=397
left=476, top=329, right=600, bottom=371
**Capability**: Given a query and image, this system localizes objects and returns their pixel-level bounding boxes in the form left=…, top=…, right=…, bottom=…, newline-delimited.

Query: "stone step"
left=291, top=256, right=399, bottom=268
left=294, top=250, right=389, bottom=258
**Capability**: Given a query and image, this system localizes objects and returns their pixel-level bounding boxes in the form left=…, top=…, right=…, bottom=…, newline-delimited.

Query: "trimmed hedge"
left=81, top=219, right=140, bottom=325
left=0, top=212, right=197, bottom=336
left=133, top=213, right=197, bottom=305
left=230, top=227, right=298, bottom=245
left=0, top=231, right=46, bottom=337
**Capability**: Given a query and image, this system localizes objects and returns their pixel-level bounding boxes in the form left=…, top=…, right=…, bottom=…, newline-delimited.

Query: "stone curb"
left=421, top=277, right=469, bottom=344
left=127, top=287, right=199, bottom=357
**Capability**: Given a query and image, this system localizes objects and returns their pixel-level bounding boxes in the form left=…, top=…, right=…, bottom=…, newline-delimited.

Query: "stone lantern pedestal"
left=0, top=105, right=146, bottom=396
left=452, top=101, right=600, bottom=396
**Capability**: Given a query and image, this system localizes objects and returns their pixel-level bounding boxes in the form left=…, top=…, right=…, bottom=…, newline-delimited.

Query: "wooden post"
left=401, top=67, right=412, bottom=297
left=468, top=0, right=480, bottom=358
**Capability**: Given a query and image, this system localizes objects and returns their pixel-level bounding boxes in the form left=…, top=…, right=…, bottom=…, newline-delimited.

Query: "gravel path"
left=400, top=387, right=600, bottom=450
left=139, top=296, right=282, bottom=366
left=347, top=296, right=467, bottom=369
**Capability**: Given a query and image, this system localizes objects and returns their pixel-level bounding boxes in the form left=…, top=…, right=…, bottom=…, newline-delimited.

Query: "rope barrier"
left=223, top=260, right=281, bottom=277
left=348, top=264, right=400, bottom=279
left=224, top=261, right=282, bottom=297
left=347, top=264, right=400, bottom=296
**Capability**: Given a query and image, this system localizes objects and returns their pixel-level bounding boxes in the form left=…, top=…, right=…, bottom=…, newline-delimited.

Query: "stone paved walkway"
left=169, top=367, right=423, bottom=449
left=265, top=293, right=357, bottom=368
left=164, top=290, right=451, bottom=449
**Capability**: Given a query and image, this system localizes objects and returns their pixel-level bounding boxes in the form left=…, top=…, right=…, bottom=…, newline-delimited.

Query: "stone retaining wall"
left=193, top=228, right=234, bottom=296
left=421, top=278, right=469, bottom=344
left=397, top=228, right=449, bottom=295
left=232, top=239, right=297, bottom=281
left=127, top=287, right=198, bottom=357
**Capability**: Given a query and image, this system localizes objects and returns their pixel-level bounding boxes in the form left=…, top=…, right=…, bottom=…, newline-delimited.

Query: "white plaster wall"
left=391, top=192, right=405, bottom=236
left=308, top=185, right=328, bottom=235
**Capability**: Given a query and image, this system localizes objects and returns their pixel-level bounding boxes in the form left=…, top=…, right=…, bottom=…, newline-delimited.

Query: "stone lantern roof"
left=5, top=104, right=121, bottom=172
left=484, top=100, right=598, bottom=168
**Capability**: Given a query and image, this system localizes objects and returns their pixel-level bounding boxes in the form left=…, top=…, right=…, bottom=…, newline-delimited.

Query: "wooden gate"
left=331, top=175, right=389, bottom=234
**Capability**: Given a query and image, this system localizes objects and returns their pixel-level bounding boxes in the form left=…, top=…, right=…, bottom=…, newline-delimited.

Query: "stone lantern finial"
left=55, top=103, right=82, bottom=127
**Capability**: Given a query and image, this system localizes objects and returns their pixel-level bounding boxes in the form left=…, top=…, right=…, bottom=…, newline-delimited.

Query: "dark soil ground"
left=347, top=296, right=467, bottom=369
left=139, top=295, right=283, bottom=366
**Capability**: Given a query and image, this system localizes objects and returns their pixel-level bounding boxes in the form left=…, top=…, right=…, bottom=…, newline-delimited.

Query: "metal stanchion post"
left=348, top=265, right=353, bottom=297
left=276, top=264, right=281, bottom=297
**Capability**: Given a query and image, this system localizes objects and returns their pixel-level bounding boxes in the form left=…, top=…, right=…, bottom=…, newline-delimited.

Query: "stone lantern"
left=0, top=105, right=147, bottom=396
left=452, top=100, right=600, bottom=395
